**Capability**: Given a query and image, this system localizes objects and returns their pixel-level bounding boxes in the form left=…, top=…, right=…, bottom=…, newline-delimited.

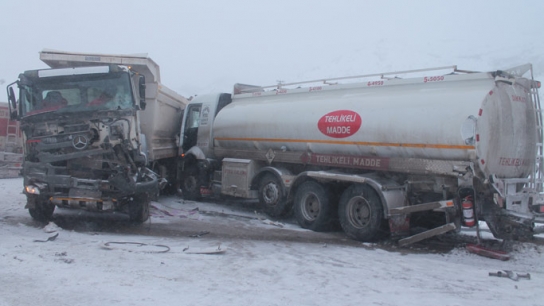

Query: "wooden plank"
left=398, top=223, right=456, bottom=247
left=389, top=201, right=442, bottom=215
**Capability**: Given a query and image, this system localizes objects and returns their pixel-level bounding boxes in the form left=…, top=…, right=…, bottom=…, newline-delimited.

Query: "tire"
left=28, top=195, right=55, bottom=222
left=128, top=193, right=150, bottom=223
left=258, top=173, right=289, bottom=218
left=181, top=165, right=201, bottom=200
left=294, top=181, right=334, bottom=231
left=338, top=184, right=387, bottom=242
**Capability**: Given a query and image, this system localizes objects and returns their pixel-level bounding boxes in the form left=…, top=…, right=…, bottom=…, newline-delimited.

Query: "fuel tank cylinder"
left=213, top=74, right=537, bottom=179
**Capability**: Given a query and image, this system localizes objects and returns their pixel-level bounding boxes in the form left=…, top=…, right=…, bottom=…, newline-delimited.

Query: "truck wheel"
left=128, top=193, right=150, bottom=223
left=181, top=165, right=201, bottom=200
left=28, top=196, right=55, bottom=222
left=294, top=181, right=334, bottom=231
left=259, top=173, right=289, bottom=218
left=338, top=184, right=386, bottom=241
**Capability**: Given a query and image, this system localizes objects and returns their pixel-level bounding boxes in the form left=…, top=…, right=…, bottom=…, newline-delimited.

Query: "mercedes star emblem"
left=72, top=135, right=88, bottom=150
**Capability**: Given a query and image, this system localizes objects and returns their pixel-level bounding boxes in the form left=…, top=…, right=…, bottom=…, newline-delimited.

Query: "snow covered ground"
left=1, top=177, right=543, bottom=306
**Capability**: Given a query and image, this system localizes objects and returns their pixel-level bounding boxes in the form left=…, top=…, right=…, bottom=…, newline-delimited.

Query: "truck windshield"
left=19, top=71, right=134, bottom=117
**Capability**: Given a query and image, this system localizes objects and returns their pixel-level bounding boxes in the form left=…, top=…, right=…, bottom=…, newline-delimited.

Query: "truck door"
left=181, top=104, right=202, bottom=153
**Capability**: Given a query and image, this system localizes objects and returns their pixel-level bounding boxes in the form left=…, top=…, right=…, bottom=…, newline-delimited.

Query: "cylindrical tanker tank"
left=212, top=73, right=537, bottom=179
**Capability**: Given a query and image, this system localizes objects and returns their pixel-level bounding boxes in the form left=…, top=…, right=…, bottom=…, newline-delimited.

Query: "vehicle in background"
left=0, top=102, right=22, bottom=153
left=0, top=102, right=23, bottom=178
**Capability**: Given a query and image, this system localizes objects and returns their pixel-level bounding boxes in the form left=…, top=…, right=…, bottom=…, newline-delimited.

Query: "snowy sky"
left=1, top=0, right=543, bottom=97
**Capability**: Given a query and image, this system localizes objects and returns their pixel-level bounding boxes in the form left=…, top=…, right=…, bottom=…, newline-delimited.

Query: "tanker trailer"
left=178, top=64, right=544, bottom=244
left=6, top=50, right=188, bottom=223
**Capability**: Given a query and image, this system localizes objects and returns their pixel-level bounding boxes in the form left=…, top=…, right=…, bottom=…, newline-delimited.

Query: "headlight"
left=25, top=185, right=40, bottom=195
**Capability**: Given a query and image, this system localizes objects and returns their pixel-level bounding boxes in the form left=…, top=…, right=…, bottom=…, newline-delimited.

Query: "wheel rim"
left=301, top=193, right=320, bottom=221
left=346, top=196, right=371, bottom=229
left=262, top=182, right=280, bottom=205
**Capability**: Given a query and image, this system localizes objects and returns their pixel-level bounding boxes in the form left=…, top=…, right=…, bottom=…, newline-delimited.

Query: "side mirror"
left=139, top=75, right=146, bottom=110
left=7, top=85, right=18, bottom=120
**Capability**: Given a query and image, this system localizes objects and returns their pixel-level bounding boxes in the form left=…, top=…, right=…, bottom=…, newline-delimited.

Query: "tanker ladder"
left=528, top=63, right=544, bottom=234
left=528, top=63, right=543, bottom=193
left=502, top=64, right=544, bottom=234
left=389, top=199, right=457, bottom=247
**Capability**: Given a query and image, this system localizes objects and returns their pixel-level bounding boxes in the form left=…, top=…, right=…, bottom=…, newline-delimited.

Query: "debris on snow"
left=33, top=232, right=59, bottom=243
left=189, top=231, right=210, bottom=238
left=54, top=252, right=74, bottom=264
left=151, top=202, right=200, bottom=219
left=101, top=241, right=171, bottom=254
left=466, top=243, right=510, bottom=261
left=183, top=243, right=227, bottom=254
left=261, top=219, right=284, bottom=228
left=43, top=222, right=62, bottom=233
left=488, top=270, right=531, bottom=281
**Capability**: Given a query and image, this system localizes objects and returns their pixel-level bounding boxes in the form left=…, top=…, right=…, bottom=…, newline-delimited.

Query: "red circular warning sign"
left=317, top=110, right=361, bottom=138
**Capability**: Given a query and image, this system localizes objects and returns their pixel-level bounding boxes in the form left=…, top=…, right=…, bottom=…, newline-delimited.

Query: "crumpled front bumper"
left=23, top=162, right=158, bottom=211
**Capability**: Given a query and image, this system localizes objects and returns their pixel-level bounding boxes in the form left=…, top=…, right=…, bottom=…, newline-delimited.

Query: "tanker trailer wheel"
left=27, top=195, right=55, bottom=222
left=128, top=193, right=150, bottom=223
left=338, top=184, right=387, bottom=241
left=259, top=173, right=289, bottom=218
left=294, top=181, right=335, bottom=231
left=181, top=165, right=201, bottom=201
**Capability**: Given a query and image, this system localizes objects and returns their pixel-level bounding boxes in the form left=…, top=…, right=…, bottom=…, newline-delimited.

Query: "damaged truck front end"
left=7, top=65, right=156, bottom=222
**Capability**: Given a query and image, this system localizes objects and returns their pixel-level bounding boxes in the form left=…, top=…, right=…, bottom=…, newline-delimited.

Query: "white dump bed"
left=39, top=49, right=189, bottom=161
left=40, top=49, right=162, bottom=82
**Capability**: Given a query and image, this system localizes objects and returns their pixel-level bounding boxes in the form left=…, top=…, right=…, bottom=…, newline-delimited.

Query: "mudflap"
left=389, top=215, right=410, bottom=238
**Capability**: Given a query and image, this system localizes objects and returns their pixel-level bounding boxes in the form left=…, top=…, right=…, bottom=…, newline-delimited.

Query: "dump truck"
left=177, top=64, right=544, bottom=244
left=6, top=50, right=188, bottom=222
